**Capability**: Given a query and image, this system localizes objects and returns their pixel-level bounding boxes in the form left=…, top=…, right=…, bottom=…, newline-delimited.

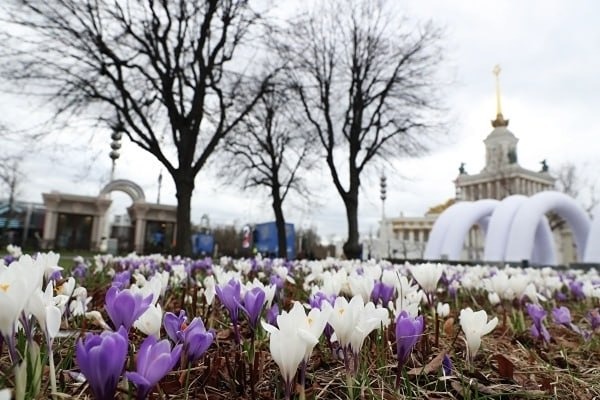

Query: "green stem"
left=48, top=339, right=57, bottom=400
left=346, top=371, right=354, bottom=400
left=184, top=362, right=191, bottom=400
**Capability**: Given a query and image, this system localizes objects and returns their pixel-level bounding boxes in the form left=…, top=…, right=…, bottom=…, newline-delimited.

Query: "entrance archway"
left=43, top=180, right=176, bottom=254
left=100, top=179, right=146, bottom=202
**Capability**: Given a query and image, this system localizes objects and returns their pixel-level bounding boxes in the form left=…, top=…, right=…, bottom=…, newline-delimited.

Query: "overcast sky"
left=2, top=0, right=599, bottom=243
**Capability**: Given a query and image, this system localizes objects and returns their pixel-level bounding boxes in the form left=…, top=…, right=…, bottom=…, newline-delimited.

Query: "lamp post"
left=380, top=173, right=390, bottom=259
left=109, top=127, right=122, bottom=181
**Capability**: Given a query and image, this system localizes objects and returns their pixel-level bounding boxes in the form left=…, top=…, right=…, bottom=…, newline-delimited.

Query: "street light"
left=109, top=125, right=123, bottom=181
left=380, top=173, right=390, bottom=259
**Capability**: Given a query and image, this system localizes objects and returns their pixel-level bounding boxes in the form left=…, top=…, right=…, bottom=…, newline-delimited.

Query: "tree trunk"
left=272, top=189, right=288, bottom=259
left=174, top=172, right=194, bottom=256
left=342, top=192, right=361, bottom=259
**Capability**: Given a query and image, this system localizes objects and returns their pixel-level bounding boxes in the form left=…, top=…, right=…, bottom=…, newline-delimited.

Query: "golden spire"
left=491, top=64, right=509, bottom=127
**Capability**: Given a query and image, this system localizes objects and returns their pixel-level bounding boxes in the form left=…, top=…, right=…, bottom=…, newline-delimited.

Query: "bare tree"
left=0, top=155, right=24, bottom=244
left=554, top=161, right=599, bottom=215
left=1, top=1, right=273, bottom=255
left=220, top=83, right=315, bottom=258
left=273, top=0, right=445, bottom=258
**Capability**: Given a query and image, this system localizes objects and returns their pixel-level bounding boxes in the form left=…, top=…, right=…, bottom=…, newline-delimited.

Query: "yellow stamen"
left=0, top=283, right=10, bottom=292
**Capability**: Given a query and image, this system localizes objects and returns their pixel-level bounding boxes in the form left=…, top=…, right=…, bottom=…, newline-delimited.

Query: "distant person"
left=153, top=230, right=165, bottom=249
left=99, top=236, right=108, bottom=253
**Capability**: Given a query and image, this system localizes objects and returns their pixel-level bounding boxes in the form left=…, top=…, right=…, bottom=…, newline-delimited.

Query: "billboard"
left=253, top=222, right=296, bottom=259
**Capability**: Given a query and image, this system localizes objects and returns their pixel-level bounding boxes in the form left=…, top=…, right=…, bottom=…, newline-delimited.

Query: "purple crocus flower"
left=239, top=287, right=266, bottom=331
left=569, top=280, right=585, bottom=300
left=182, top=317, right=215, bottom=363
left=552, top=306, right=572, bottom=326
left=126, top=335, right=182, bottom=400
left=442, top=354, right=453, bottom=376
left=266, top=303, right=279, bottom=328
left=163, top=310, right=187, bottom=344
left=76, top=327, right=128, bottom=400
left=309, top=291, right=335, bottom=310
left=553, top=306, right=587, bottom=338
left=105, top=286, right=153, bottom=331
left=526, top=303, right=551, bottom=343
left=395, top=311, right=424, bottom=368
left=112, top=270, right=132, bottom=289
left=587, top=309, right=600, bottom=330
left=215, top=279, right=241, bottom=324
left=371, top=281, right=395, bottom=306
left=269, top=274, right=285, bottom=290
left=554, top=291, right=567, bottom=302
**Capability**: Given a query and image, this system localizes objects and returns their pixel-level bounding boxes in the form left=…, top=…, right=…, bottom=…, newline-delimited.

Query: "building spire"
left=491, top=64, right=509, bottom=127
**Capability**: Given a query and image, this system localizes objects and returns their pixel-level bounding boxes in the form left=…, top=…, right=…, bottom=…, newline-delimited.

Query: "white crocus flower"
left=485, top=272, right=511, bottom=300
left=0, top=261, right=33, bottom=337
left=328, top=296, right=359, bottom=349
left=0, top=388, right=11, bottom=400
left=26, top=281, right=62, bottom=340
left=409, top=263, right=445, bottom=298
left=69, top=287, right=91, bottom=317
left=488, top=292, right=501, bottom=306
left=300, top=303, right=332, bottom=362
left=159, top=270, right=170, bottom=297
left=348, top=301, right=389, bottom=356
left=35, top=251, right=63, bottom=282
left=459, top=308, right=498, bottom=363
left=170, top=264, right=188, bottom=286
left=85, top=311, right=111, bottom=330
left=262, top=302, right=317, bottom=394
left=437, top=302, right=450, bottom=318
left=348, top=273, right=374, bottom=303
left=392, top=290, right=422, bottom=318
left=203, top=276, right=216, bottom=305
left=131, top=274, right=162, bottom=305
left=134, top=303, right=163, bottom=338
left=56, top=277, right=76, bottom=297
left=6, top=244, right=22, bottom=258
left=329, top=295, right=389, bottom=355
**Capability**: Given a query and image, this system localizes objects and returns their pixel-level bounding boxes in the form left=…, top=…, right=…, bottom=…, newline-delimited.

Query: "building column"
left=42, top=211, right=58, bottom=249
left=134, top=218, right=147, bottom=254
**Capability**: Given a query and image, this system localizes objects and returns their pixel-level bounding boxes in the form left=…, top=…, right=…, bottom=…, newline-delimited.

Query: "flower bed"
left=1, top=247, right=599, bottom=399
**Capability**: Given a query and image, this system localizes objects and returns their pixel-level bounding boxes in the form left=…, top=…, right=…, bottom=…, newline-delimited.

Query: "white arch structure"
left=504, top=191, right=590, bottom=262
left=439, top=199, right=499, bottom=260
left=424, top=191, right=592, bottom=265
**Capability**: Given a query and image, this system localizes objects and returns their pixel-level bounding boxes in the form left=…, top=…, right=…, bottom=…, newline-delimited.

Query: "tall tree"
left=220, top=83, right=314, bottom=258
left=274, top=0, right=444, bottom=258
left=1, top=0, right=272, bottom=255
